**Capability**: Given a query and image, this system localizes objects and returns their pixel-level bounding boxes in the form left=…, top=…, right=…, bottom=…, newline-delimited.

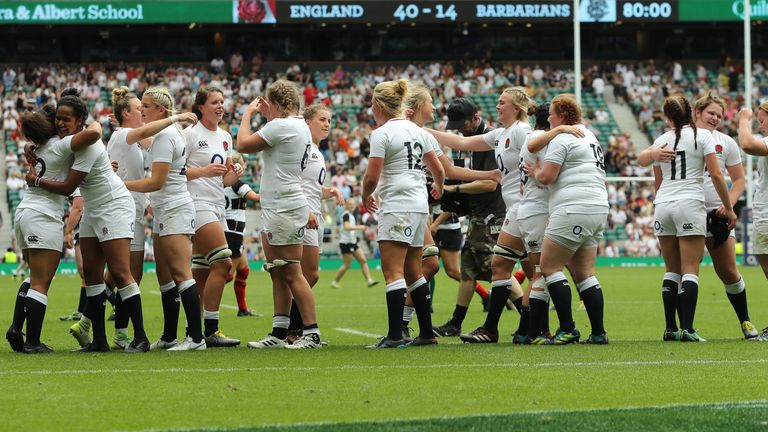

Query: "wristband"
left=170, top=114, right=180, bottom=123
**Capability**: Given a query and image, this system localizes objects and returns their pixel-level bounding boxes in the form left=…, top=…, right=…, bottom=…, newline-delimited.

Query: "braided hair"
left=662, top=94, right=697, bottom=151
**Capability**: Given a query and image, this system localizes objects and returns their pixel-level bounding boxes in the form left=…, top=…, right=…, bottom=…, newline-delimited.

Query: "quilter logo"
left=732, top=0, right=768, bottom=19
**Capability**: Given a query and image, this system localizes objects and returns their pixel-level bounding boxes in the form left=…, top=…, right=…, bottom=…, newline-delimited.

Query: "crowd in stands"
left=4, top=58, right=757, bottom=260
left=610, top=59, right=768, bottom=141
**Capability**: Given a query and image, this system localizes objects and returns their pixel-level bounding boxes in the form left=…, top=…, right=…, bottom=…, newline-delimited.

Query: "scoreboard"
left=0, top=0, right=761, bottom=24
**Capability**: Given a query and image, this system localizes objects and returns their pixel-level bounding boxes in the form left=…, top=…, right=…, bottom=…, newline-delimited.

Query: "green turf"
left=226, top=402, right=768, bottom=432
left=1, top=266, right=768, bottom=431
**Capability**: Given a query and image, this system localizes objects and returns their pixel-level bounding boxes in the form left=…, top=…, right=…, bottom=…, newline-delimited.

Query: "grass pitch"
left=1, top=265, right=768, bottom=431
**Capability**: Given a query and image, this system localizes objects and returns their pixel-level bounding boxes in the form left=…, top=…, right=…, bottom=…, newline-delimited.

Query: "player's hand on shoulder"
left=652, top=143, right=675, bottom=163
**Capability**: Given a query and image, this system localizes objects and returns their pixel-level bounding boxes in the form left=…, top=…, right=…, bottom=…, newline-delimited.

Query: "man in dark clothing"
left=433, top=98, right=508, bottom=337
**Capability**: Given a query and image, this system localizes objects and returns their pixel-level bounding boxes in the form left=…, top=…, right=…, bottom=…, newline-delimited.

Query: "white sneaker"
left=742, top=321, right=759, bottom=339
left=167, top=337, right=207, bottom=351
left=331, top=280, right=341, bottom=289
left=247, top=334, right=287, bottom=349
left=150, top=338, right=178, bottom=351
left=285, top=333, right=323, bottom=349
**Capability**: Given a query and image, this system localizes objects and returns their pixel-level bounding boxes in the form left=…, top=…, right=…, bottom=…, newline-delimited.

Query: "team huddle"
left=5, top=77, right=768, bottom=354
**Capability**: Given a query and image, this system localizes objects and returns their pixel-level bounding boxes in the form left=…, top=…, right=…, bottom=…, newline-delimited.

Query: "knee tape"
left=493, top=244, right=527, bottom=261
left=262, top=259, right=300, bottom=272
left=530, top=278, right=550, bottom=302
left=422, top=244, right=440, bottom=258
left=576, top=276, right=600, bottom=293
left=191, top=254, right=210, bottom=270
left=206, top=245, right=232, bottom=264
left=724, top=278, right=745, bottom=295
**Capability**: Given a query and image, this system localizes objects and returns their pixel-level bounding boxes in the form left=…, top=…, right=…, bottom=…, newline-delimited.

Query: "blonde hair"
left=502, top=87, right=535, bottom=122
left=111, top=86, right=138, bottom=125
left=304, top=103, right=332, bottom=121
left=143, top=86, right=175, bottom=117
left=693, top=92, right=726, bottom=115
left=266, top=80, right=301, bottom=117
left=373, top=79, right=409, bottom=118
left=550, top=94, right=582, bottom=125
left=404, top=84, right=431, bottom=112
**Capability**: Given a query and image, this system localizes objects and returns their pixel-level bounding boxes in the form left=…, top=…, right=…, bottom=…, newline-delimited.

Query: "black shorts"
left=434, top=228, right=463, bottom=251
left=339, top=242, right=359, bottom=254
left=225, top=231, right=244, bottom=258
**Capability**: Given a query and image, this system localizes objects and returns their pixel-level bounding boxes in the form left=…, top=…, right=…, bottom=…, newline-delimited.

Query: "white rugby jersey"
left=753, top=137, right=768, bottom=218
left=107, top=127, right=147, bottom=213
left=518, top=130, right=549, bottom=219
left=301, top=143, right=326, bottom=214
left=544, top=125, right=608, bottom=212
left=17, top=135, right=74, bottom=218
left=184, top=122, right=232, bottom=205
left=482, top=120, right=531, bottom=208
left=339, top=211, right=358, bottom=244
left=368, top=118, right=435, bottom=214
left=257, top=116, right=311, bottom=212
left=74, top=140, right=132, bottom=208
left=703, top=130, right=741, bottom=210
left=653, top=127, right=715, bottom=205
left=224, top=180, right=252, bottom=235
left=148, top=124, right=193, bottom=211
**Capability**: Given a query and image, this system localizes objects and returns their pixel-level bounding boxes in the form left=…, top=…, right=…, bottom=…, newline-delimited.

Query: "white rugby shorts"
left=153, top=202, right=196, bottom=236
left=377, top=212, right=427, bottom=247
left=653, top=200, right=706, bottom=237
left=14, top=208, right=64, bottom=251
left=545, top=207, right=607, bottom=252
left=262, top=206, right=309, bottom=246
left=79, top=195, right=136, bottom=243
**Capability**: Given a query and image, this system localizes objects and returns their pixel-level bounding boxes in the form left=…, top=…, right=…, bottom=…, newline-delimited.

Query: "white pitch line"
left=2, top=358, right=768, bottom=377
left=148, top=290, right=238, bottom=310
left=333, top=327, right=381, bottom=338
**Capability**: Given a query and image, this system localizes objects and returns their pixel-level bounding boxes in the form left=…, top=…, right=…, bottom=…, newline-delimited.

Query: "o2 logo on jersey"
left=403, top=226, right=413, bottom=238
left=654, top=221, right=662, bottom=233
left=297, top=227, right=305, bottom=238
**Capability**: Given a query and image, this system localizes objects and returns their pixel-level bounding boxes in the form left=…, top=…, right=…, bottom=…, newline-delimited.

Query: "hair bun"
left=61, top=87, right=81, bottom=98
left=396, top=79, right=409, bottom=96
